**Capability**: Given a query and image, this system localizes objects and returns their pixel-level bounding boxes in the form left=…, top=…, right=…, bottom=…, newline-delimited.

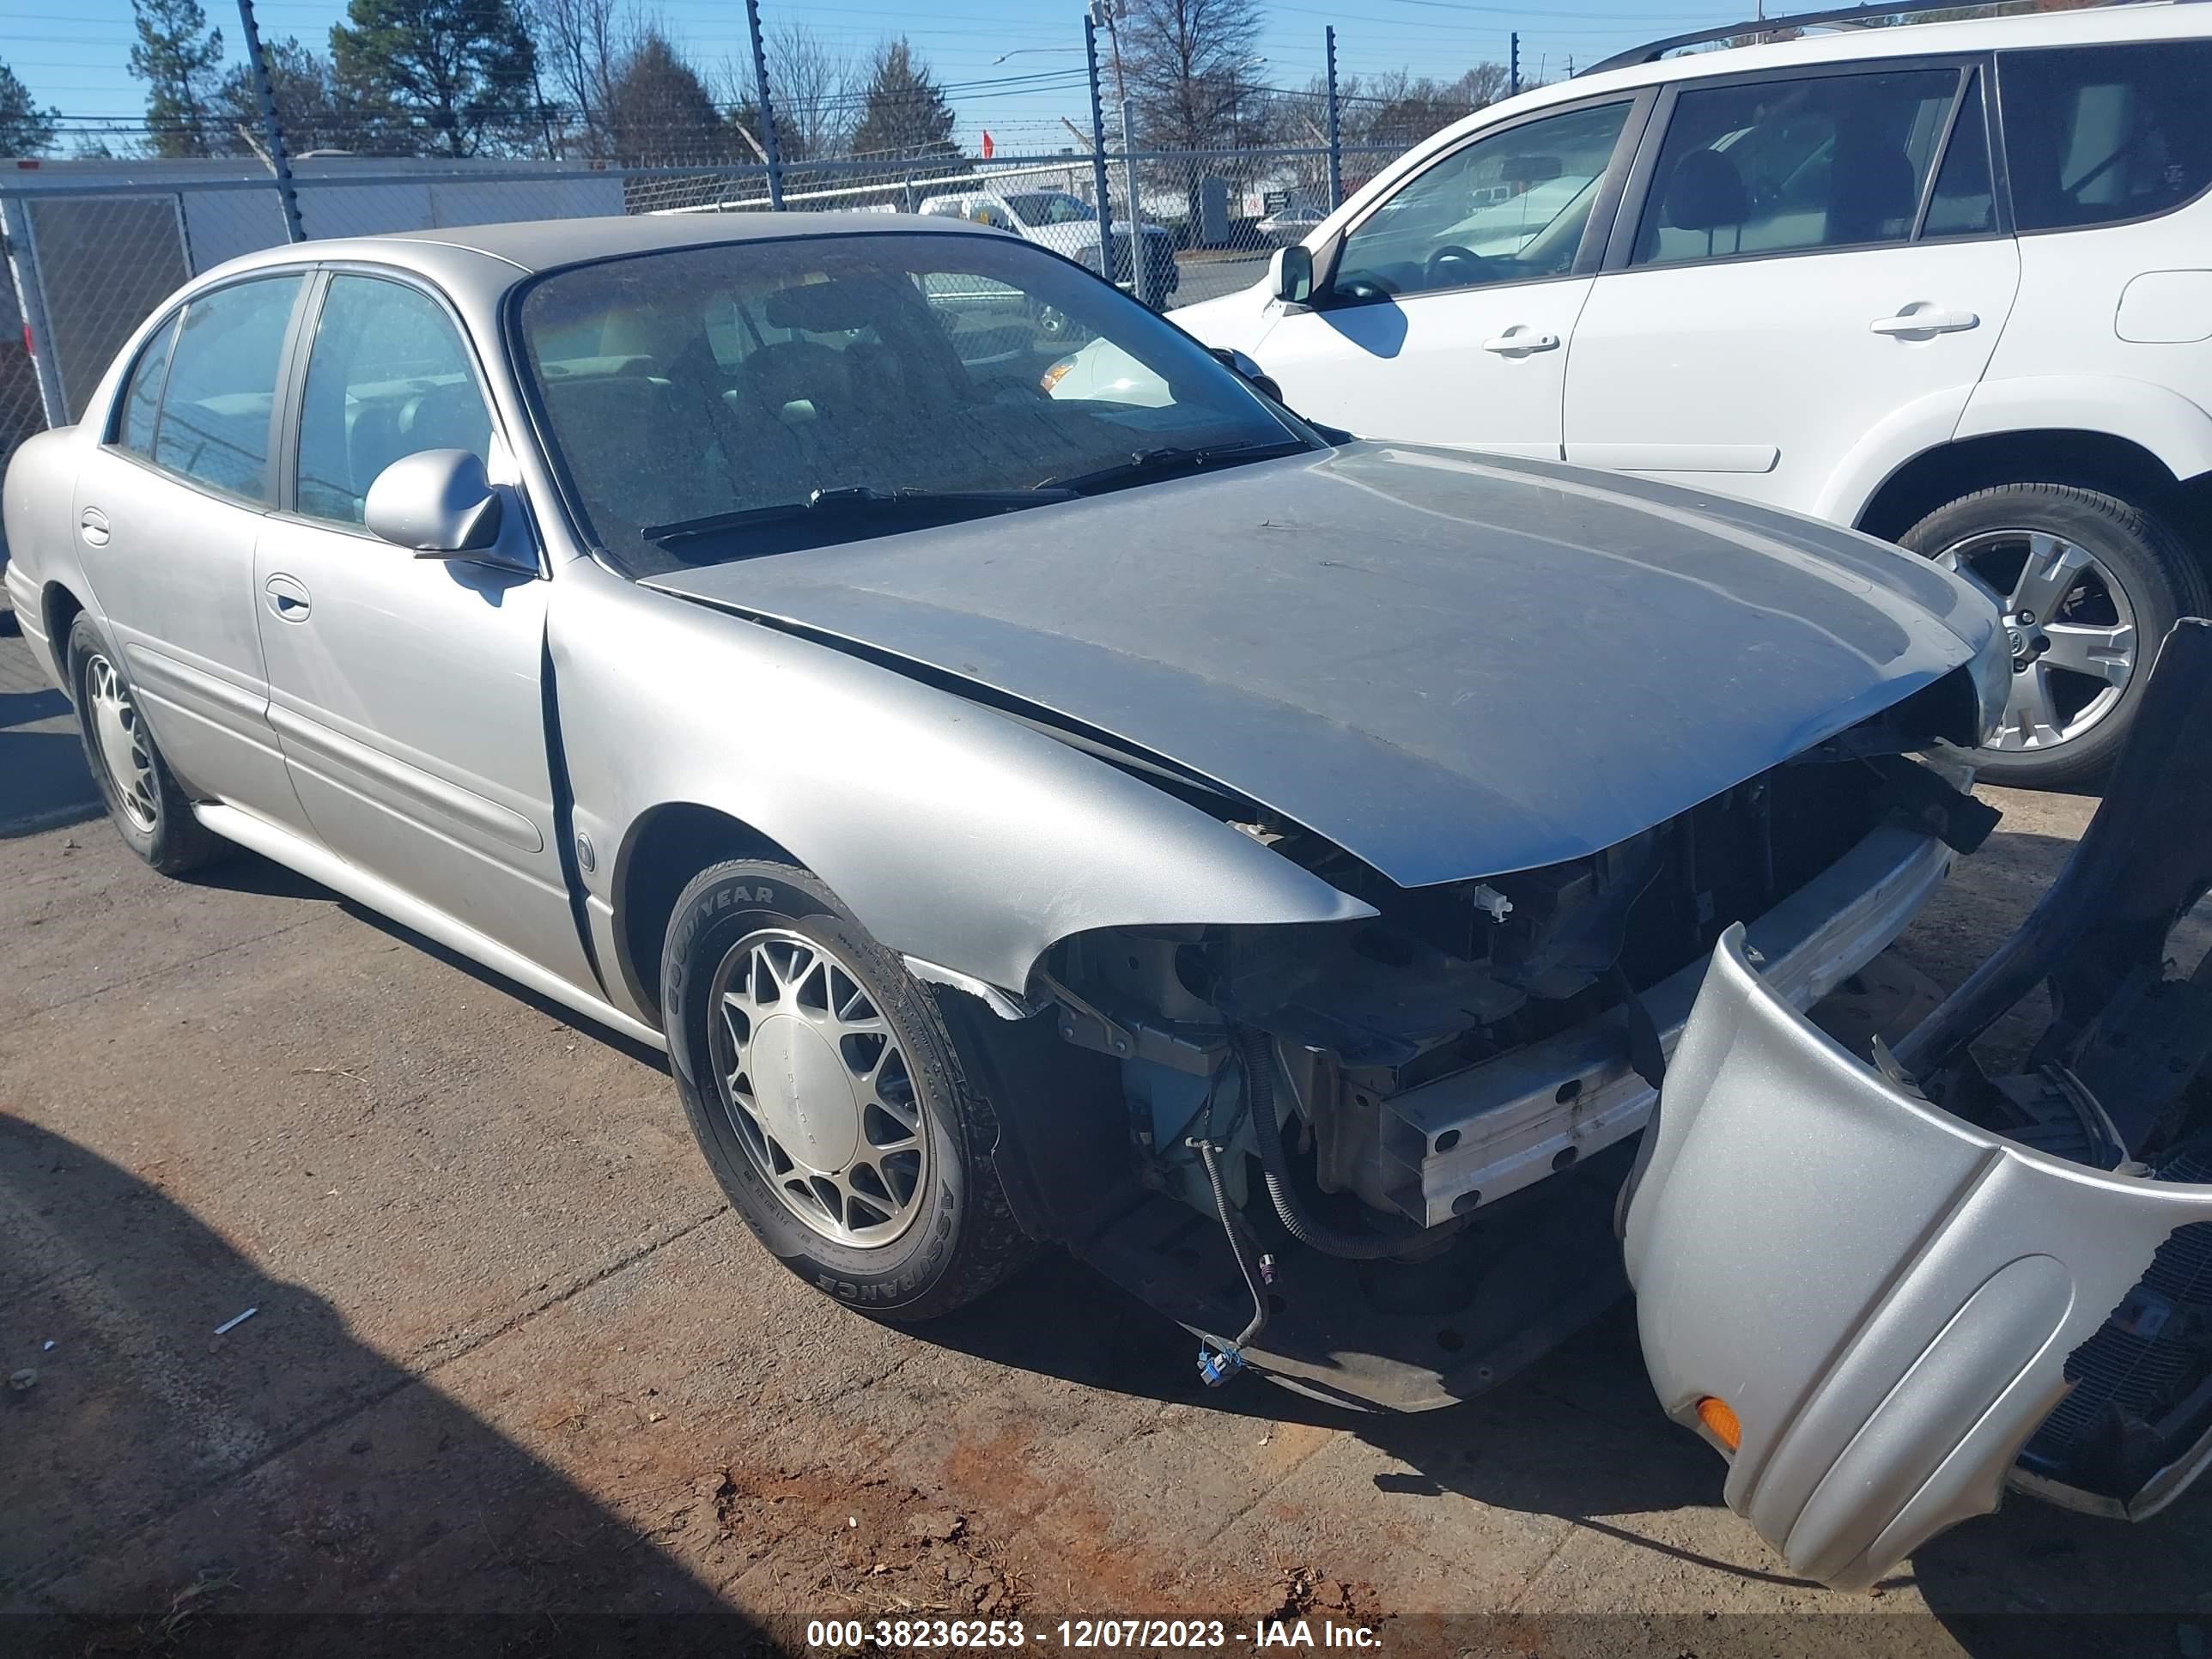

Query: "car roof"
left=193, top=208, right=1008, bottom=292
left=371, top=208, right=1005, bottom=271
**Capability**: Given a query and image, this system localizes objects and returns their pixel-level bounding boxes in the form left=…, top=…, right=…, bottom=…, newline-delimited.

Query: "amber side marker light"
left=1696, top=1396, right=1742, bottom=1451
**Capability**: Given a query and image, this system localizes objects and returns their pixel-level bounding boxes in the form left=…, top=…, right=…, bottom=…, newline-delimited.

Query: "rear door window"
left=1998, top=40, right=2212, bottom=231
left=151, top=275, right=304, bottom=501
left=1632, top=69, right=1962, bottom=265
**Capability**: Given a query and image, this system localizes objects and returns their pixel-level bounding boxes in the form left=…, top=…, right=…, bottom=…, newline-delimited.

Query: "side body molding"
left=1625, top=925, right=2212, bottom=1591
left=546, top=560, right=1374, bottom=1019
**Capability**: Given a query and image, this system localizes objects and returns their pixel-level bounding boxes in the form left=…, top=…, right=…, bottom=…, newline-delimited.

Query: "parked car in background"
left=1176, top=3, right=2212, bottom=787
left=1255, top=203, right=1328, bottom=246
left=919, top=185, right=1178, bottom=307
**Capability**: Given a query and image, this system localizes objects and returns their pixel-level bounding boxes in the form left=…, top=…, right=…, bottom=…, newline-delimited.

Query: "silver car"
left=13, top=211, right=2178, bottom=1585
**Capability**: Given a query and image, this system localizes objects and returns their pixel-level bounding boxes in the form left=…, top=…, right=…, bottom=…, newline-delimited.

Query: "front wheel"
left=1900, top=484, right=2212, bottom=789
left=659, top=860, right=1032, bottom=1321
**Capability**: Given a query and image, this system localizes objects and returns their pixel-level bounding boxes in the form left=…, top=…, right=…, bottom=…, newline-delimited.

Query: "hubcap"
left=1934, top=529, right=2139, bottom=753
left=708, top=928, right=927, bottom=1248
left=84, top=653, right=159, bottom=831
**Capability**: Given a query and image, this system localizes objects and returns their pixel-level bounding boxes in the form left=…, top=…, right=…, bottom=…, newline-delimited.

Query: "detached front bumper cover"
left=1623, top=618, right=2212, bottom=1592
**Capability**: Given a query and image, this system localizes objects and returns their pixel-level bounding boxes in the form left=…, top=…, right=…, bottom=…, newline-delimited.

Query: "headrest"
left=1829, top=146, right=1917, bottom=240
left=1662, top=149, right=1748, bottom=232
left=760, top=278, right=896, bottom=334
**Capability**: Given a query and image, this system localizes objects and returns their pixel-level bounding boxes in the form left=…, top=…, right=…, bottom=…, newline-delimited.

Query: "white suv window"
left=1999, top=40, right=2212, bottom=232
left=1632, top=69, right=1960, bottom=265
left=1330, top=100, right=1633, bottom=300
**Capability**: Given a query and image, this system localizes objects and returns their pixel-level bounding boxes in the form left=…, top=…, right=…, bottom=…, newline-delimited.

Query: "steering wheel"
left=1424, top=245, right=1494, bottom=287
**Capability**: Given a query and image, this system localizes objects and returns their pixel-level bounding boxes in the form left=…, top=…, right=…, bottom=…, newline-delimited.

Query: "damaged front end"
left=1007, top=672, right=1997, bottom=1411
left=1624, top=618, right=2212, bottom=1589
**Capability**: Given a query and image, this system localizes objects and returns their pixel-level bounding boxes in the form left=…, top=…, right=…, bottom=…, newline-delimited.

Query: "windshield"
left=1005, top=191, right=1097, bottom=225
left=516, top=231, right=1304, bottom=574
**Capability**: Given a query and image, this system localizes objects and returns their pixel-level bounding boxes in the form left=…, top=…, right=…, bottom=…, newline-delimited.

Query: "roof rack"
left=1579, top=0, right=2145, bottom=78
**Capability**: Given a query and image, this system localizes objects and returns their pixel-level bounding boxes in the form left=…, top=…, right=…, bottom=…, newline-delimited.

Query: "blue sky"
left=9, top=0, right=1758, bottom=154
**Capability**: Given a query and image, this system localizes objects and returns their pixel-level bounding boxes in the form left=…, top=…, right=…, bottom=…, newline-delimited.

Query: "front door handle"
left=78, top=507, right=109, bottom=547
left=1481, top=326, right=1561, bottom=356
left=1870, top=305, right=1979, bottom=337
left=264, top=574, right=312, bottom=623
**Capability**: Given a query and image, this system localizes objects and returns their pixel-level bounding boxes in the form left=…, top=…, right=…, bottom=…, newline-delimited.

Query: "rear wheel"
left=659, top=859, right=1031, bottom=1320
left=1900, top=485, right=2211, bottom=789
left=67, top=613, right=225, bottom=874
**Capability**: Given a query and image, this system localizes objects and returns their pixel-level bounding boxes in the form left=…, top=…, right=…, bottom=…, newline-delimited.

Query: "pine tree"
left=847, top=40, right=959, bottom=167
left=0, top=58, right=60, bottom=158
left=604, top=33, right=732, bottom=167
left=213, top=38, right=352, bottom=158
left=129, top=0, right=224, bottom=159
left=331, top=0, right=538, bottom=158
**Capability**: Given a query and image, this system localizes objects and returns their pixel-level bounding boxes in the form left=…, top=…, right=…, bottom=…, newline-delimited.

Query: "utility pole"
left=1509, top=31, right=1520, bottom=96
left=1323, top=26, right=1343, bottom=210
left=1083, top=14, right=1117, bottom=283
left=1091, top=1, right=1150, bottom=305
left=744, top=0, right=785, bottom=209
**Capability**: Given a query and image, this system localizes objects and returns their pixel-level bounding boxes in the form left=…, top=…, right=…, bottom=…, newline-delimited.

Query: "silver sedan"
left=20, top=210, right=2158, bottom=1587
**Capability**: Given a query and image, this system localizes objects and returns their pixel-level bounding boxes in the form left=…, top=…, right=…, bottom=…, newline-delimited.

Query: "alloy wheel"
left=85, top=653, right=159, bottom=831
left=708, top=927, right=929, bottom=1248
left=1934, top=529, right=2139, bottom=753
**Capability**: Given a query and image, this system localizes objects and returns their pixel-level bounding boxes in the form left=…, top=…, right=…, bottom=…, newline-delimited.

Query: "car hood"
left=644, top=443, right=1998, bottom=889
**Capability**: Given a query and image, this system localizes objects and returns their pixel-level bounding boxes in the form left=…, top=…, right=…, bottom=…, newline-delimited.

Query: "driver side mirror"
left=365, top=449, right=532, bottom=573
left=1268, top=243, right=1314, bottom=309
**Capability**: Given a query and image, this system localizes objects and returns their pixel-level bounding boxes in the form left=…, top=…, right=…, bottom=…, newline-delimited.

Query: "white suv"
left=1176, top=4, right=2212, bottom=787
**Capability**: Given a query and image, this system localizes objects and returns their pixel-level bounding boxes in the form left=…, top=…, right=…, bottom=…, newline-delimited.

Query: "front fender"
left=549, top=560, right=1373, bottom=1006
left=1956, top=374, right=2212, bottom=483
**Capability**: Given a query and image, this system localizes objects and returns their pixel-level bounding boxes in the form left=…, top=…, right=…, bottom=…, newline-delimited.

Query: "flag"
left=981, top=131, right=994, bottom=160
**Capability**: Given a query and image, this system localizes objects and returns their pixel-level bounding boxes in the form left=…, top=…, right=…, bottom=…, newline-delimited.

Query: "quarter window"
left=1330, top=100, right=1632, bottom=301
left=151, top=276, right=303, bottom=501
left=295, top=275, right=493, bottom=527
left=115, top=312, right=179, bottom=459
left=1999, top=41, right=2212, bottom=232
left=1632, top=69, right=1961, bottom=266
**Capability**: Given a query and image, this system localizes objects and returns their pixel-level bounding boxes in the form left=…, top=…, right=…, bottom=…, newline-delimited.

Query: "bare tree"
left=531, top=0, right=628, bottom=156
left=719, top=21, right=856, bottom=166
left=1117, top=0, right=1265, bottom=230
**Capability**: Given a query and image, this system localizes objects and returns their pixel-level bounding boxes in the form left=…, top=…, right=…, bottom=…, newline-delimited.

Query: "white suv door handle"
left=1482, top=327, right=1560, bottom=356
left=1870, top=307, right=1979, bottom=337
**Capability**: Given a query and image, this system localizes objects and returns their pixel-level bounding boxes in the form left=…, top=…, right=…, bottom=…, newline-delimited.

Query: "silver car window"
left=114, top=311, right=180, bottom=461
left=295, top=274, right=493, bottom=528
left=151, top=275, right=303, bottom=502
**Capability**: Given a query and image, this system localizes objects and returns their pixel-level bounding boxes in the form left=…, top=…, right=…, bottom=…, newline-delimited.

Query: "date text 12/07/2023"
left=804, top=1619, right=1384, bottom=1649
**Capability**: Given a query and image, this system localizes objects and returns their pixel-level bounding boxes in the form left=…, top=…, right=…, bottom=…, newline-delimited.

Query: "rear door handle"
left=78, top=507, right=109, bottom=547
left=264, top=574, right=311, bottom=622
left=1870, top=306, right=1979, bottom=337
left=1481, top=326, right=1560, bottom=356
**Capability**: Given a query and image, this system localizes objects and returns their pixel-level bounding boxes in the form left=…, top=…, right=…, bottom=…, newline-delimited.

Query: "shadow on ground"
left=0, top=1115, right=759, bottom=1656
left=0, top=688, right=99, bottom=838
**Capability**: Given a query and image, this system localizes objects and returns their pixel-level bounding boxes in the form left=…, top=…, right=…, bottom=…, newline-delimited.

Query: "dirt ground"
left=4, top=615, right=2211, bottom=1658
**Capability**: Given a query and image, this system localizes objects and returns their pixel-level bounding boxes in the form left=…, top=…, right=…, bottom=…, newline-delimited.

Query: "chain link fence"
left=1, top=132, right=1406, bottom=487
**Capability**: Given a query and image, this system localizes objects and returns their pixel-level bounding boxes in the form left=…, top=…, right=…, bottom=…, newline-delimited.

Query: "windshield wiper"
left=642, top=483, right=1074, bottom=544
left=1039, top=439, right=1311, bottom=496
